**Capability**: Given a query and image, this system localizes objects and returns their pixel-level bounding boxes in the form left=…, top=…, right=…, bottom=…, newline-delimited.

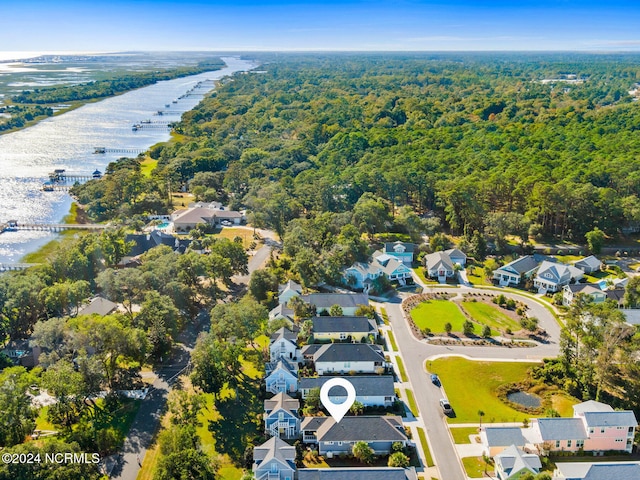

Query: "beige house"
left=310, top=316, right=378, bottom=342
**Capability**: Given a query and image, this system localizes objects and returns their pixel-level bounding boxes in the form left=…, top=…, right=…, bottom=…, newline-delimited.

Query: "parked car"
left=439, top=398, right=452, bottom=414
left=220, top=220, right=232, bottom=226
left=431, top=374, right=440, bottom=386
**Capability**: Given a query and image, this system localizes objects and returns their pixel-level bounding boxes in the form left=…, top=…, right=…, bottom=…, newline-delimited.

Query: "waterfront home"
left=171, top=205, right=243, bottom=232
left=310, top=316, right=378, bottom=342
left=123, top=231, right=190, bottom=259
left=264, top=392, right=300, bottom=439
left=299, top=375, right=396, bottom=407
left=310, top=343, right=386, bottom=375
left=252, top=436, right=296, bottom=480
left=493, top=255, right=539, bottom=287
left=301, top=415, right=408, bottom=457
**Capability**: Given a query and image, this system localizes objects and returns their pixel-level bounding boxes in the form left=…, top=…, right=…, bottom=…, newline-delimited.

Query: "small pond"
left=507, top=391, right=542, bottom=408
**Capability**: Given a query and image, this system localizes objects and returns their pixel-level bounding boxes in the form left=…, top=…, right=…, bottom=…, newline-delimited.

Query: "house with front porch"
left=534, top=261, right=584, bottom=293
left=310, top=316, right=378, bottom=343
left=299, top=375, right=396, bottom=407
left=494, top=445, right=541, bottom=480
left=382, top=241, right=416, bottom=266
left=264, top=392, right=300, bottom=439
left=493, top=255, right=539, bottom=287
left=423, top=251, right=455, bottom=282
left=265, top=360, right=298, bottom=395
left=252, top=436, right=296, bottom=480
left=301, top=415, right=408, bottom=457
left=343, top=253, right=412, bottom=291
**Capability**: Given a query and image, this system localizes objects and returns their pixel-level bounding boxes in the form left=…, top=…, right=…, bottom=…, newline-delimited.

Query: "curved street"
left=377, top=284, right=563, bottom=480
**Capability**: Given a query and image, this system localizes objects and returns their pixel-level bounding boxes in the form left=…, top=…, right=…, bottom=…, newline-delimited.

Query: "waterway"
left=0, top=56, right=256, bottom=263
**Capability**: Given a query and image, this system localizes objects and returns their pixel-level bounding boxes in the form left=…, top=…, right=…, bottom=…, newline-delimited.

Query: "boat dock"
left=0, top=221, right=108, bottom=234
left=0, top=263, right=40, bottom=272
left=94, top=147, right=145, bottom=155
left=48, top=169, right=102, bottom=183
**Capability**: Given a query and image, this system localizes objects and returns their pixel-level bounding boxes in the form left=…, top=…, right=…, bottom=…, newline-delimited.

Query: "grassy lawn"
left=387, top=330, right=399, bottom=351
left=140, top=157, right=158, bottom=177
left=410, top=299, right=467, bottom=333
left=405, top=388, right=419, bottom=416
left=431, top=357, right=539, bottom=424
left=35, top=406, right=56, bottom=432
left=412, top=267, right=439, bottom=284
left=460, top=301, right=521, bottom=334
left=171, top=192, right=195, bottom=210
left=213, top=227, right=261, bottom=250
left=450, top=426, right=479, bottom=444
left=380, top=307, right=390, bottom=325
left=395, top=355, right=408, bottom=382
left=465, top=265, right=493, bottom=286
left=462, top=456, right=494, bottom=478
left=416, top=427, right=435, bottom=467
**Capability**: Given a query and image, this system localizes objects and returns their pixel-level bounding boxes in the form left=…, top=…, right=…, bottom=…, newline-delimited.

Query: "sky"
left=2, top=0, right=640, bottom=53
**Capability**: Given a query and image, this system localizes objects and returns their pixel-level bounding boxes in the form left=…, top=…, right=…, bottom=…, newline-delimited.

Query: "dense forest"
left=75, top=53, right=640, bottom=249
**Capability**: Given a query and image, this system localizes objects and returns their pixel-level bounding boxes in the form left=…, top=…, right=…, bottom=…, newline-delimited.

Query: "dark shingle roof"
left=311, top=316, right=377, bottom=334
left=583, top=464, right=640, bottom=480
left=313, top=343, right=384, bottom=363
left=125, top=231, right=190, bottom=257
left=301, top=293, right=369, bottom=309
left=303, top=415, right=407, bottom=443
left=384, top=241, right=416, bottom=253
left=499, top=255, right=539, bottom=275
left=299, top=375, right=395, bottom=397
left=270, top=327, right=298, bottom=343
left=78, top=297, right=118, bottom=316
left=299, top=468, right=409, bottom=480
left=264, top=392, right=300, bottom=414
left=253, top=436, right=296, bottom=465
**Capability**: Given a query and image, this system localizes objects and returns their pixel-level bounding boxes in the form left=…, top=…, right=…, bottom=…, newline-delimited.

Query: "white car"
left=439, top=398, right=452, bottom=415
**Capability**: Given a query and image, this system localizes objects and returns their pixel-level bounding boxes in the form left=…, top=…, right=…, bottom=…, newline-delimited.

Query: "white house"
left=264, top=393, right=300, bottom=439
left=534, top=261, right=584, bottom=293
left=269, top=327, right=300, bottom=362
left=311, top=343, right=386, bottom=375
left=299, top=375, right=396, bottom=407
left=252, top=436, right=296, bottom=480
left=562, top=284, right=607, bottom=306
left=423, top=251, right=455, bottom=282
left=493, top=255, right=539, bottom=286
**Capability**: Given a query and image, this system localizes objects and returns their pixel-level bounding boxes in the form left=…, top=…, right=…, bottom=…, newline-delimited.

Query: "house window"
left=279, top=412, right=284, bottom=420
left=337, top=442, right=343, bottom=446
left=589, top=428, right=594, bottom=434
left=629, top=427, right=635, bottom=434
left=326, top=441, right=334, bottom=445
left=271, top=463, right=278, bottom=473
left=616, top=439, right=624, bottom=443
left=576, top=440, right=584, bottom=448
left=339, top=333, right=347, bottom=340
left=344, top=362, right=351, bottom=368
left=601, top=428, right=605, bottom=433
left=567, top=440, right=572, bottom=448
left=555, top=440, right=561, bottom=448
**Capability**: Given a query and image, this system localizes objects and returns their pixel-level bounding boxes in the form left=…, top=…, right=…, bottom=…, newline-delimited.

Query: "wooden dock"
left=94, top=147, right=145, bottom=155
left=0, top=222, right=108, bottom=234
left=0, top=263, right=39, bottom=272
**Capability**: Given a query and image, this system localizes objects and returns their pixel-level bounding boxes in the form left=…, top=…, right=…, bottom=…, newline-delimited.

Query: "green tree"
left=444, top=322, right=452, bottom=335
left=329, top=304, right=344, bottom=317
left=463, top=320, right=475, bottom=336
left=352, top=441, right=375, bottom=464
left=350, top=400, right=365, bottom=416
left=249, top=269, right=279, bottom=304
left=0, top=367, right=37, bottom=446
left=585, top=227, right=605, bottom=254
left=388, top=451, right=410, bottom=468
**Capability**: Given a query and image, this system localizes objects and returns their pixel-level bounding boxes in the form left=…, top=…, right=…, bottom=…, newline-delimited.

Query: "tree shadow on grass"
left=207, top=381, right=264, bottom=465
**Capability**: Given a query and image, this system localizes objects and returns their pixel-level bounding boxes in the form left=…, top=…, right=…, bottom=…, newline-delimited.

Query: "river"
left=0, top=56, right=256, bottom=263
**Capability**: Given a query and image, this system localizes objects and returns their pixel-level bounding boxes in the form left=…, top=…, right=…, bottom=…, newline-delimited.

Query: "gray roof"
left=313, top=343, right=384, bottom=363
left=347, top=261, right=383, bottom=277
left=583, top=411, right=638, bottom=428
left=301, top=415, right=407, bottom=443
left=573, top=400, right=613, bottom=415
left=279, top=279, right=302, bottom=294
left=566, top=284, right=603, bottom=294
left=495, top=445, right=541, bottom=476
left=607, top=288, right=626, bottom=302
left=253, top=436, right=296, bottom=464
left=264, top=392, right=300, bottom=415
left=424, top=251, right=454, bottom=271
left=483, top=427, right=526, bottom=447
left=301, top=344, right=323, bottom=357
left=301, top=293, right=369, bottom=310
left=270, top=327, right=298, bottom=343
left=536, top=261, right=583, bottom=284
left=125, top=231, right=190, bottom=257
left=497, top=255, right=539, bottom=275
left=556, top=463, right=640, bottom=480
left=575, top=255, right=602, bottom=270
left=266, top=359, right=297, bottom=379
left=384, top=241, right=416, bottom=253
left=537, top=418, right=587, bottom=441
left=311, top=316, right=377, bottom=335
left=444, top=248, right=467, bottom=260
left=78, top=297, right=118, bottom=316
left=299, top=468, right=410, bottom=480
left=299, top=375, right=395, bottom=397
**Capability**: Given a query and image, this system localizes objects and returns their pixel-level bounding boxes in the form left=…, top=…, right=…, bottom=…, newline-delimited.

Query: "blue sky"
left=3, top=0, right=640, bottom=52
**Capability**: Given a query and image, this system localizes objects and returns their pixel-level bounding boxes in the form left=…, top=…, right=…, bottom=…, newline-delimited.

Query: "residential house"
left=264, top=393, right=300, bottom=439
left=299, top=375, right=396, bottom=407
left=527, top=400, right=637, bottom=454
left=423, top=251, right=455, bottom=282
left=252, top=436, right=296, bottom=480
left=299, top=467, right=418, bottom=480
left=265, top=360, right=298, bottom=395
left=300, top=293, right=369, bottom=316
left=77, top=296, right=119, bottom=316
left=311, top=343, right=386, bottom=375
left=269, top=304, right=295, bottom=325
left=445, top=248, right=467, bottom=267
left=553, top=461, right=640, bottom=479
left=493, top=255, right=539, bottom=287
left=278, top=280, right=302, bottom=306
left=270, top=327, right=300, bottom=362
left=301, top=415, right=408, bottom=457
left=310, top=316, right=378, bottom=342
left=1, top=339, right=42, bottom=367
left=562, top=284, right=607, bottom=307
left=534, top=261, right=584, bottom=293
left=574, top=255, right=602, bottom=274
left=171, top=206, right=243, bottom=232
left=343, top=253, right=412, bottom=291
left=382, top=241, right=417, bottom=266
left=123, top=231, right=190, bottom=259
left=606, top=288, right=626, bottom=308
left=494, top=445, right=542, bottom=480
left=480, top=427, right=528, bottom=457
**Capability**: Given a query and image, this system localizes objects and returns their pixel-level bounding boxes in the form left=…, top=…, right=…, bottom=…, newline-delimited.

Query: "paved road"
left=379, top=286, right=562, bottom=480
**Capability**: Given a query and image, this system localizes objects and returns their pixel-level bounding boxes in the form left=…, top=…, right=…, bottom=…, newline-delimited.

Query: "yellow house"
left=311, top=316, right=378, bottom=342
